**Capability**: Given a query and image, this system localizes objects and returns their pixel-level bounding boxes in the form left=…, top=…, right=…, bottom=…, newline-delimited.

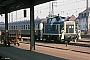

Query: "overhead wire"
left=35, top=0, right=88, bottom=17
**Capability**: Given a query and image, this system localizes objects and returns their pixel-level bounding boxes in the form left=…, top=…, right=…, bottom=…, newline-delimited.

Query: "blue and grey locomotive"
left=39, top=15, right=81, bottom=43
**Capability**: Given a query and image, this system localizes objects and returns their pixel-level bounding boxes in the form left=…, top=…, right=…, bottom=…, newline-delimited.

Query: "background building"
left=78, top=7, right=90, bottom=34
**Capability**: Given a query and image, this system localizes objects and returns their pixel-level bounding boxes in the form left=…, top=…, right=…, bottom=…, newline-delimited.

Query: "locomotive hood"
left=47, top=15, right=65, bottom=25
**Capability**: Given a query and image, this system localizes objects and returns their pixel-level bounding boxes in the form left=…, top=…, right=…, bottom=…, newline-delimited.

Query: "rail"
left=81, top=35, right=90, bottom=38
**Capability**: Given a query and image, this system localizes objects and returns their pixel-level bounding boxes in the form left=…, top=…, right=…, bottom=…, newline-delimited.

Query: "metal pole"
left=16, top=11, right=17, bottom=21
left=49, top=2, right=51, bottom=14
left=52, top=2, right=57, bottom=16
left=5, top=9, right=8, bottom=46
left=86, top=0, right=88, bottom=32
left=11, top=12, right=13, bottom=22
left=30, top=1, right=35, bottom=51
left=52, top=2, right=54, bottom=16
left=9, top=13, right=10, bottom=23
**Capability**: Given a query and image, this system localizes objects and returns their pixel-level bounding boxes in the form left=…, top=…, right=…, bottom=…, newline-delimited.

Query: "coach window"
left=26, top=25, right=27, bottom=30
left=9, top=26, right=10, bottom=30
left=17, top=26, right=19, bottom=29
left=11, top=26, right=12, bottom=29
left=24, top=25, right=25, bottom=29
left=12, top=26, right=13, bottom=30
left=14, top=26, right=15, bottom=29
left=21, top=25, right=23, bottom=29
left=8, top=26, right=10, bottom=30
left=18, top=26, right=19, bottom=29
left=36, top=24, right=38, bottom=28
left=10, top=26, right=12, bottom=30
left=28, top=25, right=30, bottom=29
left=16, top=26, right=17, bottom=29
left=15, top=26, right=16, bottom=29
left=18, top=25, right=19, bottom=29
left=2, top=27, right=5, bottom=30
left=20, top=25, right=21, bottom=29
left=19, top=25, right=21, bottom=29
left=22, top=25, right=24, bottom=29
left=27, top=25, right=28, bottom=29
left=21, top=25, right=22, bottom=29
left=10, top=26, right=11, bottom=29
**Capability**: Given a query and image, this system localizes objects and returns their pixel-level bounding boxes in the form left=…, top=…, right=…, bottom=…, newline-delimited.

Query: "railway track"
left=22, top=38, right=90, bottom=48
left=69, top=42, right=90, bottom=47
left=22, top=37, right=89, bottom=47
left=77, top=38, right=90, bottom=42
left=22, top=39, right=90, bottom=54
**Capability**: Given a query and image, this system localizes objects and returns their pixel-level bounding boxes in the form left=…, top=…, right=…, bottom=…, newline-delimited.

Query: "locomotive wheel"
left=38, top=37, right=40, bottom=41
left=54, top=40, right=57, bottom=43
left=8, top=42, right=10, bottom=46
left=45, top=38, right=48, bottom=42
left=4, top=41, right=7, bottom=46
left=56, top=40, right=61, bottom=43
left=14, top=43, right=16, bottom=45
left=17, top=43, right=20, bottom=46
left=56, top=38, right=61, bottom=43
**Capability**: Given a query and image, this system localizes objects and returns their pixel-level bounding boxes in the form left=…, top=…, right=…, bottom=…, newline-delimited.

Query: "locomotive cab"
left=61, top=21, right=81, bottom=43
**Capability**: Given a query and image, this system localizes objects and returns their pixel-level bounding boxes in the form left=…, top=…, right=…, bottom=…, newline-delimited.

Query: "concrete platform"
left=0, top=44, right=67, bottom=60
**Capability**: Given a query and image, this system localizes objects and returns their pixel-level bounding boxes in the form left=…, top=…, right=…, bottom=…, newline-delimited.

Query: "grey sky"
left=0, top=0, right=90, bottom=23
